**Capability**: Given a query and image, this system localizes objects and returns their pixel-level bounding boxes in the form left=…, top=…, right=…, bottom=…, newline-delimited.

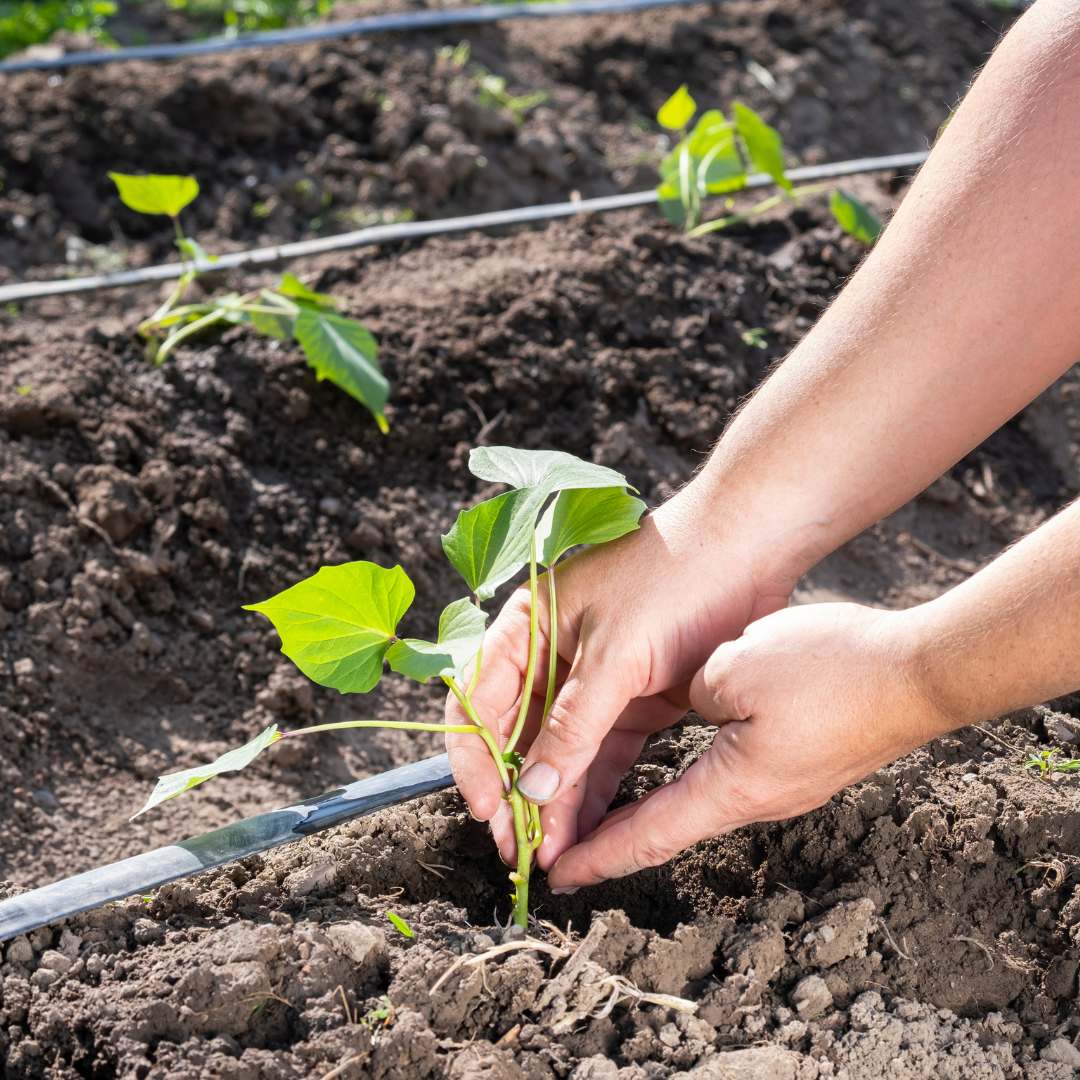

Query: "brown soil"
left=9, top=2, right=1080, bottom=1079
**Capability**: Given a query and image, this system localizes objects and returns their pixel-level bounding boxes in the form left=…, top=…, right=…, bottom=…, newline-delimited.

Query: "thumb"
left=689, top=637, right=751, bottom=725
left=515, top=639, right=638, bottom=806
left=546, top=741, right=744, bottom=888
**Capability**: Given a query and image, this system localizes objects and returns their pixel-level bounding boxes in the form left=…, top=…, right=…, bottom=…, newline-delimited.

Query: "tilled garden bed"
left=8, top=1, right=1080, bottom=1078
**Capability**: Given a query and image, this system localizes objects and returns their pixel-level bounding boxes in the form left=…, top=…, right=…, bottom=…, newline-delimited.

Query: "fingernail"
left=517, top=763, right=560, bottom=802
left=551, top=886, right=579, bottom=895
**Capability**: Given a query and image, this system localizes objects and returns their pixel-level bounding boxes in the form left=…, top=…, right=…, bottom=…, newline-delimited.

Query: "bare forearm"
left=673, top=0, right=1080, bottom=591
left=907, top=499, right=1080, bottom=730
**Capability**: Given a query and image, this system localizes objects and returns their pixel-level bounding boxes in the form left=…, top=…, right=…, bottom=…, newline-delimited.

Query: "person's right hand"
left=443, top=485, right=799, bottom=873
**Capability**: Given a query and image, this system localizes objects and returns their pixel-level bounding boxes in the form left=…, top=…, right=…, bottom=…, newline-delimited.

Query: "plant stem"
left=508, top=782, right=532, bottom=927
left=467, top=595, right=484, bottom=704
left=541, top=560, right=558, bottom=727
left=278, top=720, right=481, bottom=738
left=504, top=532, right=539, bottom=757
left=172, top=216, right=188, bottom=272
left=688, top=183, right=828, bottom=238
left=444, top=677, right=512, bottom=791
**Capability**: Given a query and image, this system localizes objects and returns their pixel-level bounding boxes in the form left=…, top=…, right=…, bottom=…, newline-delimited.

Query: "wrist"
left=897, top=603, right=981, bottom=741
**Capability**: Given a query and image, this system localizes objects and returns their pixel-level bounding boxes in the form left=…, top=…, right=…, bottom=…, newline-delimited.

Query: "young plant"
left=132, top=446, right=647, bottom=928
left=654, top=87, right=840, bottom=238
left=110, top=172, right=390, bottom=432
left=1024, top=748, right=1080, bottom=779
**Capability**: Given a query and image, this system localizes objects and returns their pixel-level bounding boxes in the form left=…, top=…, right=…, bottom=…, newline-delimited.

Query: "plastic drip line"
left=0, top=0, right=725, bottom=73
left=0, top=754, right=456, bottom=942
left=0, top=151, right=928, bottom=305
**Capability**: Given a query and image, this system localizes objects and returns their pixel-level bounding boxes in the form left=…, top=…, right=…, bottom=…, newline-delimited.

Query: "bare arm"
left=448, top=0, right=1080, bottom=874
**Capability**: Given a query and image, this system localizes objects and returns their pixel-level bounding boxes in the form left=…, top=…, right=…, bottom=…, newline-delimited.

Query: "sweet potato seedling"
left=1024, top=748, right=1080, bottom=779
left=132, top=446, right=646, bottom=928
left=109, top=172, right=390, bottom=431
left=654, top=86, right=826, bottom=234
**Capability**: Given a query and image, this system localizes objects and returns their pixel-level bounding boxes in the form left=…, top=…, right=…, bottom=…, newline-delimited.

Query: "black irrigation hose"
left=0, top=0, right=716, bottom=74
left=0, top=754, right=456, bottom=942
left=0, top=151, right=928, bottom=305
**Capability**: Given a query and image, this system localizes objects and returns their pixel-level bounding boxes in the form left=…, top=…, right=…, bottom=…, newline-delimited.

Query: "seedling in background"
left=132, top=447, right=647, bottom=929
left=654, top=86, right=824, bottom=233
left=741, top=327, right=767, bottom=349
left=1024, top=748, right=1080, bottom=779
left=109, top=172, right=390, bottom=431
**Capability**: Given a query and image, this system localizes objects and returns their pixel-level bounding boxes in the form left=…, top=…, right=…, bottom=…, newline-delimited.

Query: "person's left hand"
left=545, top=600, right=955, bottom=892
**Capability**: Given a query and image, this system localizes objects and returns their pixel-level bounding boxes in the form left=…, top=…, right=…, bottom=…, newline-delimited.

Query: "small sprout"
left=14, top=383, right=32, bottom=395
left=830, top=188, right=883, bottom=245
left=251, top=999, right=268, bottom=1017
left=741, top=327, right=767, bottom=349
left=387, top=912, right=414, bottom=938
left=363, top=995, right=393, bottom=1027
left=1024, top=748, right=1080, bottom=779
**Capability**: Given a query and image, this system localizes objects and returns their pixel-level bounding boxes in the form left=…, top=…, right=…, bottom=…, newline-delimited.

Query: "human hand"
left=545, top=600, right=953, bottom=891
left=444, top=488, right=798, bottom=870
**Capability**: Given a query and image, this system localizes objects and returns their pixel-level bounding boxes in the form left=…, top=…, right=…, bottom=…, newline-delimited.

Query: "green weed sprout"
left=132, top=446, right=647, bottom=928
left=1024, top=748, right=1080, bottom=779
left=386, top=912, right=414, bottom=938
left=109, top=172, right=389, bottom=432
left=830, top=187, right=883, bottom=245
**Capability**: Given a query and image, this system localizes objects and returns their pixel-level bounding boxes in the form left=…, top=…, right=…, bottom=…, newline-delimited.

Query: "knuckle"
left=542, top=701, right=594, bottom=755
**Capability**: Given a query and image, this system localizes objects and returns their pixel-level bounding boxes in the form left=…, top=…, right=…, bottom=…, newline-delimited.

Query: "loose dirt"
left=7, top=2, right=1080, bottom=1079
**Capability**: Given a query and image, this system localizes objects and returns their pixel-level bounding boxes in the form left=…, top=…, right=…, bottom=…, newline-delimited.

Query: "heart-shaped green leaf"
left=131, top=724, right=279, bottom=818
left=109, top=173, right=200, bottom=217
left=657, top=85, right=696, bottom=131
left=733, top=103, right=792, bottom=192
left=294, top=307, right=389, bottom=432
left=468, top=447, right=634, bottom=495
left=386, top=597, right=488, bottom=683
left=245, top=562, right=414, bottom=693
left=830, top=187, right=883, bottom=244
left=535, top=487, right=647, bottom=567
left=442, top=486, right=547, bottom=600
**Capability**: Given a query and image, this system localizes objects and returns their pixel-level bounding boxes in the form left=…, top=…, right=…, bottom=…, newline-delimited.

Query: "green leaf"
left=657, top=177, right=687, bottom=226
left=468, top=447, right=634, bottom=495
left=441, top=487, right=547, bottom=600
left=535, top=487, right=647, bottom=567
left=657, top=85, right=696, bottom=131
left=109, top=172, right=200, bottom=217
left=251, top=309, right=295, bottom=340
left=732, top=103, right=792, bottom=192
left=176, top=236, right=218, bottom=264
left=293, top=307, right=389, bottom=433
left=386, top=598, right=488, bottom=682
left=830, top=187, right=883, bottom=245
left=387, top=912, right=414, bottom=938
left=279, top=272, right=340, bottom=309
left=245, top=562, right=414, bottom=693
left=131, top=724, right=279, bottom=818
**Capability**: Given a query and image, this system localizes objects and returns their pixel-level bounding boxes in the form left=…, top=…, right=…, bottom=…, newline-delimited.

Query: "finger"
left=546, top=741, right=744, bottom=889
left=689, top=638, right=751, bottom=725
left=516, top=630, right=649, bottom=807
left=445, top=593, right=539, bottom=819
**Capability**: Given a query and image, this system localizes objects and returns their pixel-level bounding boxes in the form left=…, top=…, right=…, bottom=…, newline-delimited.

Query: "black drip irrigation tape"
left=0, top=151, right=928, bottom=305
left=0, top=0, right=715, bottom=74
left=0, top=754, right=456, bottom=942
